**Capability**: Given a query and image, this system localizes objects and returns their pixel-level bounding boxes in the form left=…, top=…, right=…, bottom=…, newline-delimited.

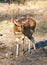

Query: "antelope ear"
left=11, top=18, right=14, bottom=23
left=14, top=20, right=19, bottom=26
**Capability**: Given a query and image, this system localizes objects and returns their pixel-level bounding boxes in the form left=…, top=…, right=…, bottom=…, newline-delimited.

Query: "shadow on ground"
left=36, top=40, right=47, bottom=49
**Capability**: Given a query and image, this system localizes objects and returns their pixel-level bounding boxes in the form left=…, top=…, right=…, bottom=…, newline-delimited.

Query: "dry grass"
left=0, top=1, right=47, bottom=19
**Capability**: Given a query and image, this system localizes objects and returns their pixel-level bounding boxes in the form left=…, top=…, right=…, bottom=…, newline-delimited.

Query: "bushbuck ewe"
left=11, top=17, right=36, bottom=56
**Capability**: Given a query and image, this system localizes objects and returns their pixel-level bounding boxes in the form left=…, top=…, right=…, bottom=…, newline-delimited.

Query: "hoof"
left=16, top=55, right=18, bottom=58
left=22, top=49, right=24, bottom=51
left=0, top=34, right=3, bottom=36
left=34, top=47, right=36, bottom=50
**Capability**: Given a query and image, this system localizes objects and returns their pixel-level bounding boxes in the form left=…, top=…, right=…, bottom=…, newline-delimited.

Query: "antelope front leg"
left=31, top=37, right=36, bottom=50
left=15, top=38, right=19, bottom=57
left=28, top=40, right=31, bottom=52
left=16, top=44, right=19, bottom=57
left=22, top=36, right=25, bottom=51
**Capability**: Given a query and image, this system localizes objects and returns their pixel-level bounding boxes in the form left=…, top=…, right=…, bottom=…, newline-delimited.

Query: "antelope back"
left=28, top=19, right=36, bottom=27
left=28, top=18, right=36, bottom=34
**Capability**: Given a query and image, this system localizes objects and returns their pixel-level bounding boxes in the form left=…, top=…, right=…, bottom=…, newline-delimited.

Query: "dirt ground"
left=0, top=18, right=47, bottom=65
left=0, top=2, right=47, bottom=65
left=0, top=32, right=47, bottom=65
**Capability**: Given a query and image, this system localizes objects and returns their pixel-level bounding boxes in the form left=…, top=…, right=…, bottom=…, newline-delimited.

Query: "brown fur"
left=12, top=17, right=36, bottom=39
left=11, top=17, right=36, bottom=52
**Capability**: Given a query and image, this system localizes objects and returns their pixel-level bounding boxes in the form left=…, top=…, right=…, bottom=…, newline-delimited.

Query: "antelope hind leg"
left=31, top=37, right=36, bottom=50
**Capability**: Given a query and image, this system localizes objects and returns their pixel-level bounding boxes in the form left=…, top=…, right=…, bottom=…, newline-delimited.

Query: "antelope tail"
left=34, top=27, right=36, bottom=32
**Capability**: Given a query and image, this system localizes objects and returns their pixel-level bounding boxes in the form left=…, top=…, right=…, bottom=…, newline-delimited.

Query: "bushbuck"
left=11, top=17, right=36, bottom=56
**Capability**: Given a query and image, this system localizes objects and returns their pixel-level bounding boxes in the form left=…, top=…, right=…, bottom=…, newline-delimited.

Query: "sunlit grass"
left=0, top=21, right=13, bottom=30
left=25, top=1, right=47, bottom=8
left=40, top=22, right=47, bottom=30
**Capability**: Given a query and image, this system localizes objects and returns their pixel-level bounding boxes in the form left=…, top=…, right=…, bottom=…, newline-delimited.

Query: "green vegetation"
left=0, top=0, right=3, bottom=2
left=40, top=21, right=47, bottom=30
left=0, top=0, right=26, bottom=4
left=0, top=21, right=12, bottom=30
